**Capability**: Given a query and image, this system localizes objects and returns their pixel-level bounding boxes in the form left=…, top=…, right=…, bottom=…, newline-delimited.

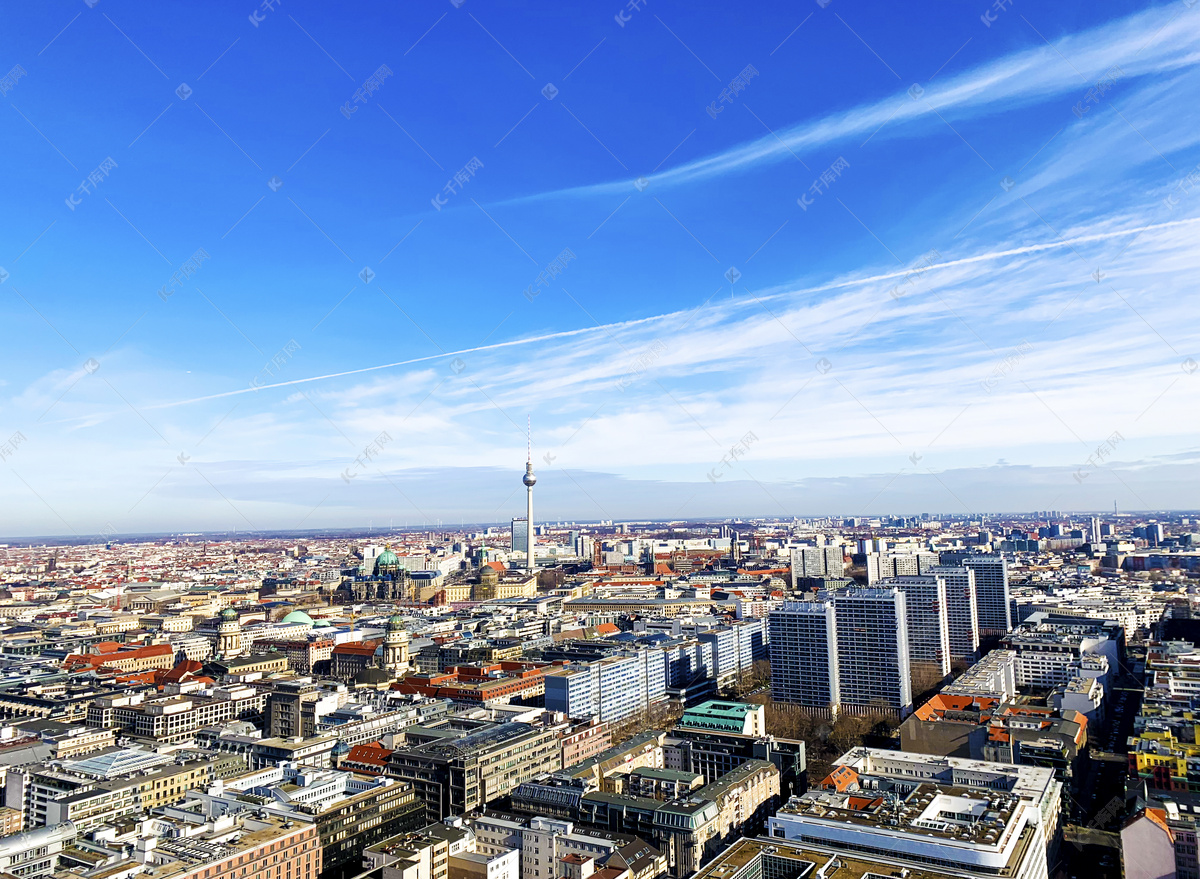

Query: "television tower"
left=524, top=417, right=537, bottom=572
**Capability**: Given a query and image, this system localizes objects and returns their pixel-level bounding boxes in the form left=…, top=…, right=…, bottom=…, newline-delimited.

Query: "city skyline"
left=3, top=1, right=1198, bottom=536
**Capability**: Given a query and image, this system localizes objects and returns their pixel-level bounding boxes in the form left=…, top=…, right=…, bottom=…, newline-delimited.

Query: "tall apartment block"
left=789, top=546, right=845, bottom=581
left=866, top=551, right=939, bottom=583
left=941, top=553, right=1012, bottom=636
left=767, top=601, right=839, bottom=708
left=832, top=588, right=913, bottom=714
left=926, top=564, right=980, bottom=663
left=544, top=650, right=667, bottom=723
left=885, top=576, right=950, bottom=677
left=769, top=589, right=913, bottom=716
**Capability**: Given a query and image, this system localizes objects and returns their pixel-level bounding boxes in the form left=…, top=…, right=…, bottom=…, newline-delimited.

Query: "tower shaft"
left=523, top=416, right=537, bottom=573
left=526, top=483, right=534, bottom=571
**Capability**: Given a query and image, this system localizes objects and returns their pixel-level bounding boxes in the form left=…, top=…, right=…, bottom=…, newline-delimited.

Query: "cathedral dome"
left=376, top=548, right=400, bottom=573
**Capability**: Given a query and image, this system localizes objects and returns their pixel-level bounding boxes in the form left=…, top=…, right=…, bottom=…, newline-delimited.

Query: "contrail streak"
left=775, top=215, right=1200, bottom=300
left=146, top=312, right=675, bottom=409
left=150, top=216, right=1199, bottom=409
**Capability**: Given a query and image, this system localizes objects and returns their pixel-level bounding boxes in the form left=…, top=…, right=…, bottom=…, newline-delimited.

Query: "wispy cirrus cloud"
left=514, top=4, right=1200, bottom=200
left=5, top=4, right=1200, bottom=536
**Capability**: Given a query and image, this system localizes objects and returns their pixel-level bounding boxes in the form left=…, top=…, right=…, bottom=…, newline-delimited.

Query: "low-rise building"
left=387, top=721, right=562, bottom=821
left=164, top=763, right=426, bottom=877
left=692, top=837, right=970, bottom=879
left=465, top=813, right=666, bottom=879
left=0, top=820, right=76, bottom=878
left=87, top=683, right=266, bottom=742
left=769, top=748, right=1060, bottom=879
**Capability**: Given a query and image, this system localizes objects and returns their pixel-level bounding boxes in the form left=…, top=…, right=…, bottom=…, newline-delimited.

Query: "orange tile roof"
left=1140, top=808, right=1175, bottom=843
left=819, top=765, right=859, bottom=792
left=346, top=742, right=393, bottom=766
left=913, top=693, right=1000, bottom=721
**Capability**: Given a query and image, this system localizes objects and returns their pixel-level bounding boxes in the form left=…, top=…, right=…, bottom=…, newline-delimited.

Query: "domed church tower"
left=216, top=607, right=243, bottom=659
left=382, top=613, right=410, bottom=675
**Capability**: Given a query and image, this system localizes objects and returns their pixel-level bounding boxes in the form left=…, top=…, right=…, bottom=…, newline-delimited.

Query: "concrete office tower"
left=927, top=565, right=980, bottom=663
left=768, top=601, right=840, bottom=709
left=886, top=576, right=950, bottom=677
left=831, top=588, right=913, bottom=715
left=789, top=547, right=823, bottom=580
left=1091, top=517, right=1102, bottom=544
left=511, top=517, right=528, bottom=558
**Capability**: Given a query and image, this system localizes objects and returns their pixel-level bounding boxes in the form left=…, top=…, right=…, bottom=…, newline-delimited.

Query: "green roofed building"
left=678, top=700, right=765, bottom=736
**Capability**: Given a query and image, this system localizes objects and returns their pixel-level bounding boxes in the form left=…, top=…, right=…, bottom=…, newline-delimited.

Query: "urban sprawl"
left=0, top=501, right=1198, bottom=879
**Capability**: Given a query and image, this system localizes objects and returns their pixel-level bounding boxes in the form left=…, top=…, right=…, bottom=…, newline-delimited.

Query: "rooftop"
left=778, top=781, right=1021, bottom=846
left=693, top=837, right=967, bottom=879
left=678, top=700, right=759, bottom=732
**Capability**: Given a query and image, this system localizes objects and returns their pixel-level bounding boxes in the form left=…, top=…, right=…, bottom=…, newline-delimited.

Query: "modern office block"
left=768, top=748, right=1060, bottom=879
left=544, top=650, right=667, bottom=723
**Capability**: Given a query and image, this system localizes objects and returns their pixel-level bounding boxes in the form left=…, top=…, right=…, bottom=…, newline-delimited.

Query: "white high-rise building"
left=927, top=565, right=981, bottom=663
left=769, top=589, right=914, bottom=715
left=885, top=575, right=950, bottom=677
left=543, top=651, right=667, bottom=723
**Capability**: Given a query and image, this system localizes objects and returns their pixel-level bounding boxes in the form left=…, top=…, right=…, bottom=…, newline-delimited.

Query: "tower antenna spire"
left=523, top=415, right=537, bottom=572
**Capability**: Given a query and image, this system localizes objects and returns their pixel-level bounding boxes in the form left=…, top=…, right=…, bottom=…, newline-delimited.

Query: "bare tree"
left=727, top=659, right=773, bottom=697
left=910, top=663, right=946, bottom=703
left=606, top=700, right=683, bottom=744
left=829, top=714, right=873, bottom=754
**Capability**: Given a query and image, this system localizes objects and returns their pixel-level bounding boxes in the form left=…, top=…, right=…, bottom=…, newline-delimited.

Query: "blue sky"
left=2, top=0, right=1199, bottom=537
